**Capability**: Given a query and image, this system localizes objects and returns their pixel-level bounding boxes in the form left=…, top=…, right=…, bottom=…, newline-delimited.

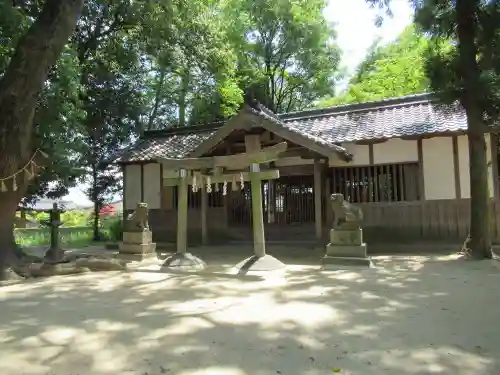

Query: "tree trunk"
left=0, top=0, right=84, bottom=280
left=467, top=121, right=492, bottom=258
left=456, top=0, right=493, bottom=259
left=0, top=188, right=28, bottom=280
left=92, top=165, right=100, bottom=241
left=93, top=201, right=101, bottom=242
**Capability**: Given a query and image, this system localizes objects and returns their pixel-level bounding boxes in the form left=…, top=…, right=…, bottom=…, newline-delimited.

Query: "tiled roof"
left=280, top=93, right=467, bottom=143
left=115, top=129, right=216, bottom=163
left=116, top=93, right=468, bottom=163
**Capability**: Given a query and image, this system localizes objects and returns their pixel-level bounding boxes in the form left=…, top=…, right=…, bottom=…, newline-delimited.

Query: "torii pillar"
left=231, top=162, right=286, bottom=275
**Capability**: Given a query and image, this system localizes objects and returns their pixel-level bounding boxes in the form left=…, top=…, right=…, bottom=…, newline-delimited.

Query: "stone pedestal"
left=161, top=252, right=206, bottom=272
left=118, top=230, right=156, bottom=261
left=321, top=228, right=372, bottom=268
left=231, top=254, right=285, bottom=276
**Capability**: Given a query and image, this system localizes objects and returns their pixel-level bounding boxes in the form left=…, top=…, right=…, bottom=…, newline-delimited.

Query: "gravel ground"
left=0, top=247, right=499, bottom=375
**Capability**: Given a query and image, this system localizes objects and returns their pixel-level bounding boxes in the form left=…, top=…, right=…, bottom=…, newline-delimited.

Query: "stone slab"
left=118, top=242, right=156, bottom=254
left=325, top=243, right=367, bottom=258
left=329, top=228, right=363, bottom=246
left=123, top=230, right=152, bottom=244
left=161, top=252, right=206, bottom=271
left=232, top=254, right=285, bottom=274
left=321, top=256, right=373, bottom=269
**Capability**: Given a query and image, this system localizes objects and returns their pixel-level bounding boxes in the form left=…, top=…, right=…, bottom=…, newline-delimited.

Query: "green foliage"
left=224, top=0, right=341, bottom=112
left=60, top=210, right=90, bottom=227
left=103, top=215, right=123, bottom=242
left=1, top=0, right=344, bottom=228
left=14, top=227, right=94, bottom=247
left=318, top=25, right=435, bottom=107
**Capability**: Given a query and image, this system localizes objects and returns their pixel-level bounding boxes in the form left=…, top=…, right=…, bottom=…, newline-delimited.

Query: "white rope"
left=0, top=149, right=47, bottom=181
left=0, top=149, right=47, bottom=192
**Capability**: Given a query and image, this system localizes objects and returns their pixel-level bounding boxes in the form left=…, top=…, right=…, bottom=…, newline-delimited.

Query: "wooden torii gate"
left=157, top=142, right=288, bottom=272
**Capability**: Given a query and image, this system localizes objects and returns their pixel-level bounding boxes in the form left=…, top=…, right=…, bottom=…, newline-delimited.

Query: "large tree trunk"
left=0, top=0, right=84, bottom=279
left=456, top=0, right=493, bottom=259
left=467, top=119, right=492, bottom=258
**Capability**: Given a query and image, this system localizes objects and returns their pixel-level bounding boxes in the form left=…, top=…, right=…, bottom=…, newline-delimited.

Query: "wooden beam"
left=156, top=142, right=288, bottom=170
left=254, top=117, right=350, bottom=161
left=313, top=160, right=323, bottom=240
left=188, top=113, right=251, bottom=157
left=355, top=139, right=388, bottom=145
left=368, top=144, right=374, bottom=165
left=163, top=169, right=280, bottom=186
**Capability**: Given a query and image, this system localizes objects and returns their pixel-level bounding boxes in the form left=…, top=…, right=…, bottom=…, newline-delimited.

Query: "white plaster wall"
left=124, top=164, right=141, bottom=210
left=457, top=134, right=494, bottom=198
left=143, top=163, right=161, bottom=209
left=422, top=137, right=456, bottom=200
left=329, top=143, right=370, bottom=167
left=373, top=138, right=418, bottom=164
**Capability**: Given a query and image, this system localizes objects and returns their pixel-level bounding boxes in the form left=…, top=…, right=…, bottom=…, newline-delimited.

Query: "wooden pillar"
left=122, top=165, right=128, bottom=221
left=313, top=160, right=323, bottom=240
left=176, top=168, right=188, bottom=253
left=325, top=175, right=332, bottom=228
left=267, top=179, right=276, bottom=224
left=140, top=164, right=145, bottom=202
left=250, top=163, right=266, bottom=257
left=490, top=133, right=499, bottom=198
left=201, top=183, right=208, bottom=245
left=452, top=135, right=462, bottom=199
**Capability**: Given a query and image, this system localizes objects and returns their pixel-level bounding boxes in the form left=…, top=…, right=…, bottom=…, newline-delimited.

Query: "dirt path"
left=0, top=252, right=499, bottom=375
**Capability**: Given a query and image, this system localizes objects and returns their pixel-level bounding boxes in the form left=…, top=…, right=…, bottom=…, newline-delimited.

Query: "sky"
left=325, top=0, right=413, bottom=77
left=64, top=0, right=413, bottom=207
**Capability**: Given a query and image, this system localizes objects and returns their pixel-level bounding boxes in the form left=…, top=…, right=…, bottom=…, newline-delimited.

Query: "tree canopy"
left=318, top=25, right=433, bottom=107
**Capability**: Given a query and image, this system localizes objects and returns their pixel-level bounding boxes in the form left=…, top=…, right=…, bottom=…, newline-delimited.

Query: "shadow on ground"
left=1, top=245, right=500, bottom=375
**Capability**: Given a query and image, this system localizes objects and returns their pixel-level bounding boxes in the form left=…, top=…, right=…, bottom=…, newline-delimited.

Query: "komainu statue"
left=330, top=193, right=363, bottom=230
left=124, top=203, right=150, bottom=232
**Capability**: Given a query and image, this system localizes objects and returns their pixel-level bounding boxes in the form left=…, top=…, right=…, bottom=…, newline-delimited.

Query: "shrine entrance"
left=156, top=142, right=289, bottom=272
left=228, top=174, right=317, bottom=241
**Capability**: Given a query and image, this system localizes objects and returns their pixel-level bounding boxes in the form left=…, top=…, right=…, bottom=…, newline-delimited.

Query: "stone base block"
left=118, top=242, right=156, bottom=255
left=326, top=243, right=367, bottom=258
left=232, top=254, right=285, bottom=275
left=330, top=228, right=363, bottom=246
left=123, top=230, right=152, bottom=244
left=321, top=256, right=373, bottom=269
left=161, top=252, right=206, bottom=271
left=115, top=252, right=157, bottom=262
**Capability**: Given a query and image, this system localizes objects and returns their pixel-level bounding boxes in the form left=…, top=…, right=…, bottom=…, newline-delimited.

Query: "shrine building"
left=116, top=93, right=500, bottom=245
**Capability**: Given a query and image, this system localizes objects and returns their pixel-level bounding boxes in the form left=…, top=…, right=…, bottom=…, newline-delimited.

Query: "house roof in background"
left=20, top=198, right=93, bottom=212
left=115, top=93, right=468, bottom=163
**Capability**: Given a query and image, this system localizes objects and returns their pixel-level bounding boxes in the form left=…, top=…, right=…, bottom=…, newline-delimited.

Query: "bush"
left=105, top=215, right=123, bottom=242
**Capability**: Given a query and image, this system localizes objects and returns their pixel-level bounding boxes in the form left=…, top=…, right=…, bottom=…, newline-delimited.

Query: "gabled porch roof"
left=186, top=102, right=352, bottom=161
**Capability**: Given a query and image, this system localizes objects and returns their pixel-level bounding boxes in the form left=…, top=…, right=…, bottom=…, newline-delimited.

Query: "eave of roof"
left=115, top=93, right=468, bottom=164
